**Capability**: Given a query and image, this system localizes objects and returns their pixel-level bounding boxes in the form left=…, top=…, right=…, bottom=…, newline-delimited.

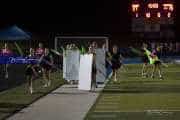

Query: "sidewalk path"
left=7, top=84, right=104, bottom=120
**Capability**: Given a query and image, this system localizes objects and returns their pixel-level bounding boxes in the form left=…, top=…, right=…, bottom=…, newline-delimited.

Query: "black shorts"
left=40, top=60, right=52, bottom=71
left=25, top=67, right=34, bottom=76
left=154, top=61, right=161, bottom=65
left=141, top=56, right=149, bottom=63
left=41, top=64, right=52, bottom=71
left=112, top=62, right=121, bottom=70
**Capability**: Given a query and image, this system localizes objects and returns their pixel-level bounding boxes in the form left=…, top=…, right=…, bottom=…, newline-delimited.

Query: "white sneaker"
left=70, top=80, right=74, bottom=85
left=151, top=75, right=154, bottom=79
left=48, top=81, right=51, bottom=87
left=30, top=87, right=33, bottom=94
left=43, top=84, right=48, bottom=88
left=5, top=73, right=8, bottom=79
left=160, top=76, right=164, bottom=80
left=143, top=74, right=148, bottom=78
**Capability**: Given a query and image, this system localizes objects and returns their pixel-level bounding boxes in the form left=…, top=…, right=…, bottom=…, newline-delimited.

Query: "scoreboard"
left=131, top=0, right=174, bottom=19
left=131, top=0, right=175, bottom=39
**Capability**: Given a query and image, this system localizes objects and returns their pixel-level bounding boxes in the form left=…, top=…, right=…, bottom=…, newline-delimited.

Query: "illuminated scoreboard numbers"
left=131, top=0, right=175, bottom=34
left=163, top=3, right=174, bottom=18
left=148, top=3, right=159, bottom=9
left=163, top=4, right=174, bottom=11
left=131, top=2, right=174, bottom=18
left=132, top=3, right=140, bottom=18
left=145, top=12, right=151, bottom=18
left=167, top=12, right=171, bottom=18
left=132, top=4, right=140, bottom=12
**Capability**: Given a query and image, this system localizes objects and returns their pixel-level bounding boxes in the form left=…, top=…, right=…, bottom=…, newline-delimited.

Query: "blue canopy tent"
left=0, top=26, right=32, bottom=90
left=0, top=25, right=31, bottom=41
left=0, top=25, right=32, bottom=56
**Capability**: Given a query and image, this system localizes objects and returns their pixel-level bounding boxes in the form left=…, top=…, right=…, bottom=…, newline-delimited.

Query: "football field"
left=85, top=64, right=180, bottom=120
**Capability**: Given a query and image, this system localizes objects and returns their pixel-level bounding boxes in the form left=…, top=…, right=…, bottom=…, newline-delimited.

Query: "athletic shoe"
left=114, top=78, right=117, bottom=82
left=30, top=87, right=33, bottom=94
left=160, top=76, right=164, bottom=80
left=43, top=84, right=48, bottom=88
left=70, top=80, right=74, bottom=85
left=142, top=74, right=148, bottom=78
left=48, top=81, right=51, bottom=87
left=151, top=75, right=154, bottom=79
left=5, top=73, right=8, bottom=79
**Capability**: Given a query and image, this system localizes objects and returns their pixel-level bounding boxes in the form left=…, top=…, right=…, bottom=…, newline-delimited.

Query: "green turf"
left=0, top=71, right=65, bottom=120
left=85, top=64, right=180, bottom=120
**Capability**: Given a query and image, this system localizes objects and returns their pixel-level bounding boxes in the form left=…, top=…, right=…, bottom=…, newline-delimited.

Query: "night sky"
left=0, top=0, right=178, bottom=43
left=0, top=1, right=129, bottom=34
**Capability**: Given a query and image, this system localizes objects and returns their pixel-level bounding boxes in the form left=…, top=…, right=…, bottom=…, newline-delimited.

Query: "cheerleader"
left=40, top=48, right=54, bottom=87
left=111, top=45, right=122, bottom=82
left=1, top=43, right=13, bottom=79
left=141, top=43, right=150, bottom=78
left=25, top=48, right=38, bottom=94
left=150, top=46, right=163, bottom=79
left=144, top=46, right=163, bottom=79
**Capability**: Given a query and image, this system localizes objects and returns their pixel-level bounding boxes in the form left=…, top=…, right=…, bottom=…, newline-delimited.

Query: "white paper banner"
left=65, top=50, right=80, bottom=80
left=69, top=50, right=80, bottom=80
left=78, top=54, right=93, bottom=91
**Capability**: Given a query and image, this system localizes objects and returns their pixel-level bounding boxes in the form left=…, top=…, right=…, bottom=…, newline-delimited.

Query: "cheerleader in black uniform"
left=40, top=48, right=53, bottom=87
left=25, top=48, right=38, bottom=94
left=111, top=45, right=122, bottom=82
